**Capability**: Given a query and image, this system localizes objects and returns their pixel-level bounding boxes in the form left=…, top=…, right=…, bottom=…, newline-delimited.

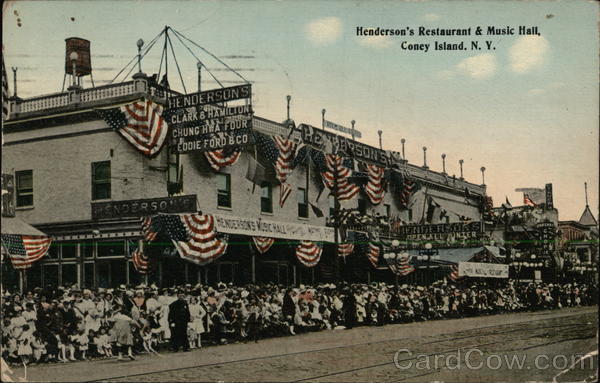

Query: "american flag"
left=395, top=175, right=416, bottom=209
left=448, top=264, right=464, bottom=281
left=364, top=164, right=385, bottom=205
left=322, top=154, right=360, bottom=201
left=1, top=234, right=52, bottom=270
left=384, top=252, right=413, bottom=276
left=141, top=214, right=227, bottom=266
left=295, top=241, right=322, bottom=267
left=204, top=148, right=241, bottom=171
left=255, top=132, right=298, bottom=207
left=367, top=243, right=380, bottom=267
left=97, top=99, right=168, bottom=157
left=338, top=242, right=354, bottom=258
left=252, top=236, right=274, bottom=254
left=129, top=240, right=150, bottom=274
left=523, top=194, right=536, bottom=207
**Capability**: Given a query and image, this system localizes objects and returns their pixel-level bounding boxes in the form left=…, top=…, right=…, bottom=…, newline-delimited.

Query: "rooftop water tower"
left=64, top=37, right=93, bottom=89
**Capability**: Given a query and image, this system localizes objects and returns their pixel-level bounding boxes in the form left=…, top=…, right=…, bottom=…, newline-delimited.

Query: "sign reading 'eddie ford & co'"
left=92, top=195, right=197, bottom=220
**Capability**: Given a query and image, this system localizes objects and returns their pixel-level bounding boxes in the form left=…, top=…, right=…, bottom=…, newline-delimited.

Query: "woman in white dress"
left=188, top=296, right=206, bottom=348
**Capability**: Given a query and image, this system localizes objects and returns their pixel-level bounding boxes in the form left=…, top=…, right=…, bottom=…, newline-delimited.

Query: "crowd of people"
left=1, top=280, right=597, bottom=366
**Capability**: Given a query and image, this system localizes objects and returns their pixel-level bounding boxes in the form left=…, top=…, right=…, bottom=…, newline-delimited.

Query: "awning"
left=1, top=216, right=47, bottom=236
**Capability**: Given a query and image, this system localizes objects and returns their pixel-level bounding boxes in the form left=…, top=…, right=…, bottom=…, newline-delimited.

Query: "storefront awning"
left=1, top=216, right=47, bottom=236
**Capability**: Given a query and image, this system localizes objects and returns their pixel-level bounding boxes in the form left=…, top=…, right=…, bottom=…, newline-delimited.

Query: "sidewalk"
left=7, top=306, right=597, bottom=382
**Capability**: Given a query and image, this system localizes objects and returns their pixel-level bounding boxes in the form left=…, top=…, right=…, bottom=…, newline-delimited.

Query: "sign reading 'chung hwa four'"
left=167, top=84, right=253, bottom=153
left=213, top=214, right=335, bottom=242
left=92, top=195, right=197, bottom=220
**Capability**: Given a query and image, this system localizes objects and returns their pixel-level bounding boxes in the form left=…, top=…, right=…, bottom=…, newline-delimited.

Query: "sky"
left=3, top=0, right=598, bottom=221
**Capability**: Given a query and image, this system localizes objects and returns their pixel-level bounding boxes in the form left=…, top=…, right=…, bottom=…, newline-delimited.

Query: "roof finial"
left=584, top=181, right=588, bottom=206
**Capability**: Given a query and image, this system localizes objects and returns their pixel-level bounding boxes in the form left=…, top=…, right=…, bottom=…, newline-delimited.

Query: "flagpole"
left=321, top=109, right=326, bottom=131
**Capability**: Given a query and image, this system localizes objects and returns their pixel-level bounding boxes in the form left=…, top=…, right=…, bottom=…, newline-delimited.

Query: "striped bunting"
left=1, top=234, right=52, bottom=270
left=364, top=164, right=385, bottom=205
left=274, top=136, right=296, bottom=207
left=367, top=243, right=380, bottom=268
left=97, top=99, right=168, bottom=157
left=295, top=241, right=322, bottom=268
left=252, top=236, right=275, bottom=254
left=338, top=243, right=354, bottom=258
left=322, top=154, right=359, bottom=201
left=204, top=149, right=241, bottom=171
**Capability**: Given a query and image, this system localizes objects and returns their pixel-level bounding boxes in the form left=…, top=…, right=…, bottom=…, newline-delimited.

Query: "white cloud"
left=357, top=33, right=393, bottom=49
left=509, top=36, right=549, bottom=73
left=305, top=17, right=343, bottom=46
left=456, top=53, right=497, bottom=79
left=423, top=13, right=441, bottom=22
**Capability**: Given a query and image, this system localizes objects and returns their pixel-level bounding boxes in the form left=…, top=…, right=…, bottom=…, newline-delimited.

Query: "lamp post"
left=419, top=242, right=439, bottom=285
left=383, top=239, right=403, bottom=289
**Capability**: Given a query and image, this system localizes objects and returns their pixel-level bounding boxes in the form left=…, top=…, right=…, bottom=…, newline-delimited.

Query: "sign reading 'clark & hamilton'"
left=92, top=195, right=197, bottom=220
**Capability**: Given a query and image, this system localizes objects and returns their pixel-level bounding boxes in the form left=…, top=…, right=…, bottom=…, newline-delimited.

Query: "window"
left=217, top=173, right=231, bottom=208
left=61, top=242, right=78, bottom=259
left=358, top=198, right=367, bottom=215
left=92, top=161, right=111, bottom=200
left=97, top=240, right=125, bottom=257
left=260, top=183, right=273, bottom=213
left=167, top=147, right=182, bottom=195
left=384, top=204, right=391, bottom=218
left=298, top=187, right=308, bottom=218
left=328, top=195, right=336, bottom=217
left=15, top=170, right=33, bottom=207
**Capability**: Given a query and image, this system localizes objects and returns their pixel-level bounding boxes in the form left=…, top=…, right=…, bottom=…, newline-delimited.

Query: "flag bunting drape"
left=204, top=148, right=241, bottom=171
left=364, top=164, right=385, bottom=205
left=252, top=236, right=275, bottom=254
left=385, top=253, right=415, bottom=276
left=97, top=99, right=168, bottom=157
left=142, top=213, right=227, bottom=266
left=322, top=154, right=360, bottom=201
left=338, top=242, right=354, bottom=258
left=1, top=234, right=52, bottom=270
left=295, top=241, right=322, bottom=267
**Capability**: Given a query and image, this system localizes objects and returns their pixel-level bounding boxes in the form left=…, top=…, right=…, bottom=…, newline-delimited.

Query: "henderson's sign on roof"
left=297, top=124, right=401, bottom=166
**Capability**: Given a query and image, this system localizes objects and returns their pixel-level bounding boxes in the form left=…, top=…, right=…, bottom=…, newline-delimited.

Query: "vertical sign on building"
left=1, top=173, right=15, bottom=217
left=545, top=183, right=553, bottom=209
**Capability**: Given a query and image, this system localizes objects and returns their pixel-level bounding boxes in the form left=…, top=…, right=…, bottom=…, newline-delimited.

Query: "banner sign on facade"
left=393, top=221, right=482, bottom=242
left=1, top=174, right=16, bottom=218
left=536, top=221, right=556, bottom=257
left=167, top=85, right=253, bottom=153
left=298, top=124, right=400, bottom=166
left=545, top=183, right=554, bottom=209
left=324, top=119, right=362, bottom=138
left=458, top=262, right=509, bottom=278
left=213, top=214, right=335, bottom=242
left=92, top=195, right=197, bottom=220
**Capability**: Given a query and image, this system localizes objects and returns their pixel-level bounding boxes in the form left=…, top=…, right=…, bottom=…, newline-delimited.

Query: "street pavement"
left=7, top=306, right=597, bottom=382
